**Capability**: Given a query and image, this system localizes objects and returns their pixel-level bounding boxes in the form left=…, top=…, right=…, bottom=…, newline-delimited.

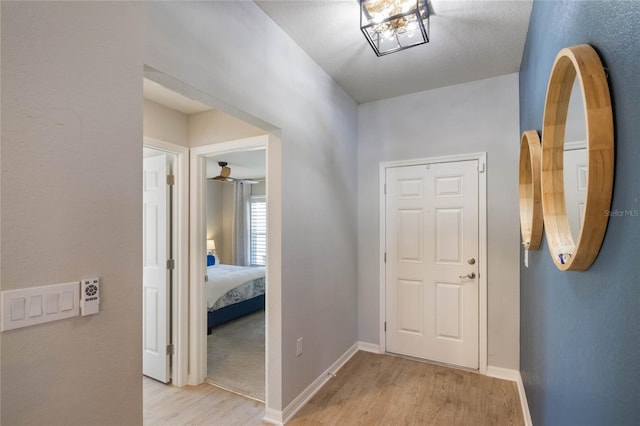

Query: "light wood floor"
left=144, top=351, right=523, bottom=426
left=143, top=376, right=265, bottom=425
left=289, top=351, right=524, bottom=426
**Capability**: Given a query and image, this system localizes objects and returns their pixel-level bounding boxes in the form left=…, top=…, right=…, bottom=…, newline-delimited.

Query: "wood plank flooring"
left=143, top=351, right=523, bottom=426
left=143, top=376, right=265, bottom=425
left=289, top=351, right=524, bottom=426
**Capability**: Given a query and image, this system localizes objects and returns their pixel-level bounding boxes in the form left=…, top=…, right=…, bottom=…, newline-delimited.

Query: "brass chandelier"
left=360, top=0, right=430, bottom=56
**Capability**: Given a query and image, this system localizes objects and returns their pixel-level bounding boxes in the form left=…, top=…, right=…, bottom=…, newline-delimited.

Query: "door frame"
left=189, top=134, right=282, bottom=410
left=379, top=152, right=488, bottom=374
left=143, top=137, right=190, bottom=387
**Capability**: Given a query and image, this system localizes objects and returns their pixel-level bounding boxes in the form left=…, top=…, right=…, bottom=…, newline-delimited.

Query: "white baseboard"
left=486, top=366, right=532, bottom=426
left=486, top=365, right=521, bottom=381
left=515, top=372, right=533, bottom=426
left=263, top=341, right=361, bottom=425
left=262, top=407, right=284, bottom=426
left=357, top=341, right=382, bottom=354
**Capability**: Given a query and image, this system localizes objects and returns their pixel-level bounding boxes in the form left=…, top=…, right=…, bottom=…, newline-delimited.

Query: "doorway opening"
left=190, top=134, right=280, bottom=406
left=203, top=148, right=267, bottom=401
left=142, top=70, right=283, bottom=420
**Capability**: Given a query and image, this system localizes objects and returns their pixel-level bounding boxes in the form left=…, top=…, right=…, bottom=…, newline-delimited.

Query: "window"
left=250, top=196, right=266, bottom=266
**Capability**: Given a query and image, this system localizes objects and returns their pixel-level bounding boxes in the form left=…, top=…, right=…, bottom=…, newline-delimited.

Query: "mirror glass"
left=563, top=78, right=587, bottom=243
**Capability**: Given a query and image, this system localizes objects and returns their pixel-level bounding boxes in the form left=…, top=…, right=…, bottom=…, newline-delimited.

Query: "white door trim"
left=189, top=135, right=282, bottom=412
left=143, top=137, right=189, bottom=387
left=379, top=152, right=488, bottom=374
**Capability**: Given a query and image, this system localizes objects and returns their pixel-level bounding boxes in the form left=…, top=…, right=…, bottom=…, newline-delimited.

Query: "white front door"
left=143, top=154, right=171, bottom=383
left=385, top=160, right=479, bottom=369
left=564, top=146, right=587, bottom=239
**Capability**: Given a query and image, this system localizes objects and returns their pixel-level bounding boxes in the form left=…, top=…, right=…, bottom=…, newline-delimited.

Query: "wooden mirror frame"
left=541, top=44, right=614, bottom=271
left=519, top=130, right=543, bottom=250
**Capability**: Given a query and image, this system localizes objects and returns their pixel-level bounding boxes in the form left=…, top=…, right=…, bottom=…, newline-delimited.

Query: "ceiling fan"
left=209, top=161, right=258, bottom=184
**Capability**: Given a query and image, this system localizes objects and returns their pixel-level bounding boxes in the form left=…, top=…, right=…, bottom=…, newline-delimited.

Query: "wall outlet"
left=296, top=337, right=303, bottom=357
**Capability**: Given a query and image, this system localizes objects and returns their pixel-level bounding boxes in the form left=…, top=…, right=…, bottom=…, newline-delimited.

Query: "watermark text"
left=604, top=209, right=639, bottom=217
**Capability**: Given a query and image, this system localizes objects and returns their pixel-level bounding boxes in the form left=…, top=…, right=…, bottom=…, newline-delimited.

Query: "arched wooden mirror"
left=541, top=44, right=614, bottom=271
left=519, top=130, right=543, bottom=250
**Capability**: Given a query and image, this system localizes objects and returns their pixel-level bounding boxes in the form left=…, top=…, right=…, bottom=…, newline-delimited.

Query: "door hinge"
left=166, top=344, right=174, bottom=355
left=204, top=274, right=208, bottom=282
left=384, top=253, right=387, bottom=263
left=167, top=259, right=175, bottom=270
left=384, top=322, right=387, bottom=332
left=384, top=183, right=386, bottom=195
left=167, top=174, right=175, bottom=186
left=478, top=163, right=485, bottom=173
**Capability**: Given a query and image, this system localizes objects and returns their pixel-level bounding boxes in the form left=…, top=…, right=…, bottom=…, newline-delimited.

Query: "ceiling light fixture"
left=360, top=0, right=430, bottom=56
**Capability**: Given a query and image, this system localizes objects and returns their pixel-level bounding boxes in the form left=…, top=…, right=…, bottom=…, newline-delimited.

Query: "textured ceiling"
left=256, top=0, right=533, bottom=103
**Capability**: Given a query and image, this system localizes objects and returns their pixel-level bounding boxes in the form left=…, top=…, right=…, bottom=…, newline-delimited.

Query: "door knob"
left=459, top=272, right=476, bottom=279
left=467, top=258, right=476, bottom=265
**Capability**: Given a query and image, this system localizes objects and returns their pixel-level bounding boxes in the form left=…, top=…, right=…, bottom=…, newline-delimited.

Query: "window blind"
left=250, top=197, right=266, bottom=266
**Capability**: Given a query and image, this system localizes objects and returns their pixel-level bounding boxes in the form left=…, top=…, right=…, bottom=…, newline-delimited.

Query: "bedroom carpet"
left=206, top=309, right=265, bottom=402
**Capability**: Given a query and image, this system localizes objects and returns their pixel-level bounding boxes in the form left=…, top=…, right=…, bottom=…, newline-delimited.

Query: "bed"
left=206, top=264, right=266, bottom=334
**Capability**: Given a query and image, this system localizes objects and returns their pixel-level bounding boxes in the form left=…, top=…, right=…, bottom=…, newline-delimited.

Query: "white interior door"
left=143, top=154, right=171, bottom=383
left=564, top=147, right=587, bottom=239
left=385, top=160, right=479, bottom=369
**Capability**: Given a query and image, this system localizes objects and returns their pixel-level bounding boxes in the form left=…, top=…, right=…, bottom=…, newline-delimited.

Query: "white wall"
left=1, top=1, right=358, bottom=422
left=357, top=74, right=521, bottom=369
left=190, top=109, right=266, bottom=147
left=143, top=99, right=189, bottom=147
left=1, top=2, right=144, bottom=424
left=252, top=181, right=266, bottom=196
left=144, top=93, right=263, bottom=149
left=143, top=1, right=359, bottom=406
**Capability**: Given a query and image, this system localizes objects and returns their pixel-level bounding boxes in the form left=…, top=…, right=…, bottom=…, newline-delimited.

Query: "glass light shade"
left=360, top=0, right=430, bottom=56
left=207, top=239, right=216, bottom=251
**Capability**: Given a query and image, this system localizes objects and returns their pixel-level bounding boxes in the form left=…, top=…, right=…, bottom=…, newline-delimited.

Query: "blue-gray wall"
left=520, top=1, right=640, bottom=425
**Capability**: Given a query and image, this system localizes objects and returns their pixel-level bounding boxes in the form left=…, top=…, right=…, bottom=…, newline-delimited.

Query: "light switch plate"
left=1, top=282, right=80, bottom=331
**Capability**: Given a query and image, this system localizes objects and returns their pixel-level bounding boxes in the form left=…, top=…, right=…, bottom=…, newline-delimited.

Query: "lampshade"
left=207, top=239, right=216, bottom=251
left=360, top=0, right=430, bottom=57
